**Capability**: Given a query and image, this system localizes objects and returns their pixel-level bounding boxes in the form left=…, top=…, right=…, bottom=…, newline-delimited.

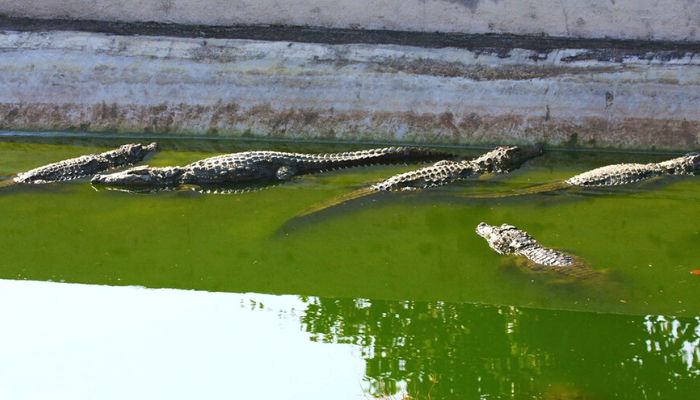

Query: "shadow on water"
left=0, top=179, right=86, bottom=195
left=91, top=180, right=285, bottom=196
left=276, top=175, right=696, bottom=236
left=297, top=296, right=700, bottom=399
left=274, top=190, right=402, bottom=236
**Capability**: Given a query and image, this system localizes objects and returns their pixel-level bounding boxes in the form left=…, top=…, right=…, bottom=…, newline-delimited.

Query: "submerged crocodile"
left=11, top=143, right=158, bottom=184
left=91, top=147, right=454, bottom=189
left=371, top=145, right=543, bottom=191
left=295, top=145, right=543, bottom=217
left=466, top=152, right=700, bottom=199
left=475, top=222, right=599, bottom=281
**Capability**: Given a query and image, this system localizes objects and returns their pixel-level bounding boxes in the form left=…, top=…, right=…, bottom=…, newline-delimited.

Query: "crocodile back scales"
left=14, top=143, right=157, bottom=184
left=182, top=147, right=452, bottom=185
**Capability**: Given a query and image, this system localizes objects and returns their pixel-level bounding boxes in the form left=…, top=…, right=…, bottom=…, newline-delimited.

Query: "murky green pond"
left=1, top=135, right=699, bottom=399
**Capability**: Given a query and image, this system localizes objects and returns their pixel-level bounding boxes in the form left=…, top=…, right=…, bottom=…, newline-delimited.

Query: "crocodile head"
left=471, top=144, right=543, bottom=174
left=105, top=142, right=159, bottom=164
left=476, top=223, right=509, bottom=255
left=656, top=152, right=700, bottom=175
left=689, top=152, right=700, bottom=171
left=91, top=165, right=183, bottom=188
left=475, top=222, right=535, bottom=256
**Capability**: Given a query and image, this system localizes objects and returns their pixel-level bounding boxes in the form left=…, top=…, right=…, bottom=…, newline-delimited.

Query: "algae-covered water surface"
left=1, top=135, right=699, bottom=399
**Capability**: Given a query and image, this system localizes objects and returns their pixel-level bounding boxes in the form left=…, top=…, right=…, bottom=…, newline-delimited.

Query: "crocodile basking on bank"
left=294, top=145, right=543, bottom=217
left=91, top=147, right=454, bottom=190
left=475, top=222, right=600, bottom=281
left=465, top=152, right=700, bottom=199
left=7, top=143, right=158, bottom=185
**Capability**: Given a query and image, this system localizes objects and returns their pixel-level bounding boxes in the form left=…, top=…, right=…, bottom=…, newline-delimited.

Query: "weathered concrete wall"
left=1, top=30, right=698, bottom=150
left=1, top=0, right=699, bottom=42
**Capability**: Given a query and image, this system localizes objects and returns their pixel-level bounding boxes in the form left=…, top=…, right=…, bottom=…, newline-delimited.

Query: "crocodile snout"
left=92, top=165, right=184, bottom=187
left=689, top=152, right=700, bottom=171
left=475, top=222, right=494, bottom=238
left=91, top=166, right=155, bottom=186
left=133, top=142, right=158, bottom=158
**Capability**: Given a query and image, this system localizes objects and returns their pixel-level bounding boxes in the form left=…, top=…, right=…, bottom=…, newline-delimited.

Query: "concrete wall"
left=2, top=0, right=699, bottom=41
left=1, top=30, right=698, bottom=150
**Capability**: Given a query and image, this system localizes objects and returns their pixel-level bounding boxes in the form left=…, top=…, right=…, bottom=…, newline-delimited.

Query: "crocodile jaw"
left=476, top=222, right=523, bottom=256
left=476, top=222, right=507, bottom=254
left=123, top=142, right=158, bottom=157
left=471, top=144, right=543, bottom=174
left=690, top=152, right=700, bottom=171
left=91, top=165, right=181, bottom=187
left=109, top=142, right=159, bottom=164
left=136, top=142, right=158, bottom=159
left=475, top=222, right=495, bottom=239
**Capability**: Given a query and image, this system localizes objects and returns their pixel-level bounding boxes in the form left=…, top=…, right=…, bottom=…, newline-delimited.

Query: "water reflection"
left=631, top=315, right=700, bottom=374
left=1, top=278, right=699, bottom=399
left=0, top=280, right=366, bottom=400
left=299, top=296, right=700, bottom=399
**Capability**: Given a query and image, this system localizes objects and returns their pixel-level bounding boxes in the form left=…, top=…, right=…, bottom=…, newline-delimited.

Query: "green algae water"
left=1, top=136, right=699, bottom=399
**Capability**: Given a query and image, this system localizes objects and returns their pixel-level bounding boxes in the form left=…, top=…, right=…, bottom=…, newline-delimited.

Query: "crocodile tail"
left=404, top=146, right=456, bottom=160
left=295, top=187, right=375, bottom=218
left=312, top=147, right=454, bottom=170
left=457, top=181, right=570, bottom=199
left=0, top=178, right=15, bottom=189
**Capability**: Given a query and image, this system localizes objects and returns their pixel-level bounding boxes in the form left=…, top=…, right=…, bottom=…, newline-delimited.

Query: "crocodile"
left=294, top=145, right=543, bottom=217
left=465, top=152, right=700, bottom=199
left=564, top=153, right=699, bottom=187
left=371, top=145, right=543, bottom=191
left=475, top=222, right=599, bottom=281
left=90, top=147, right=454, bottom=189
left=11, top=143, right=158, bottom=185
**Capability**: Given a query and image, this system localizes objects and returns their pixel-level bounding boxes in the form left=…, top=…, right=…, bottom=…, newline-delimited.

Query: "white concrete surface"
left=0, top=30, right=698, bottom=149
left=1, top=0, right=699, bottom=41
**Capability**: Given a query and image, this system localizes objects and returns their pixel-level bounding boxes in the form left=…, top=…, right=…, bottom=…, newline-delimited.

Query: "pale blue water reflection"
left=0, top=280, right=365, bottom=400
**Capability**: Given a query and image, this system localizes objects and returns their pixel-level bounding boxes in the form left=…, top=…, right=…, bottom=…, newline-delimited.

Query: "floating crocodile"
left=7, top=143, right=158, bottom=185
left=91, top=147, right=454, bottom=189
left=475, top=222, right=600, bottom=281
left=294, top=145, right=543, bottom=217
left=371, top=145, right=543, bottom=191
left=565, top=153, right=699, bottom=187
left=465, top=152, right=700, bottom=199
